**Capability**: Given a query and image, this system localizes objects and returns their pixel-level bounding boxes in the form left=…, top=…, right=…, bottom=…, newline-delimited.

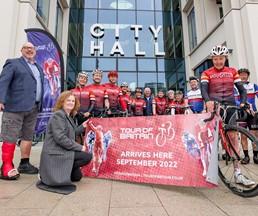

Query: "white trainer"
left=234, top=173, right=256, bottom=186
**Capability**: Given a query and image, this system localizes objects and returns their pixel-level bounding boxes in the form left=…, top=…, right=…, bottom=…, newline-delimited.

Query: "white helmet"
left=77, top=71, right=88, bottom=79
left=210, top=45, right=229, bottom=57
left=92, top=69, right=103, bottom=76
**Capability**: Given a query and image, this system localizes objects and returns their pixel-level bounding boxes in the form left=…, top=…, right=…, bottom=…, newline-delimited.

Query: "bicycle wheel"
left=218, top=124, right=258, bottom=197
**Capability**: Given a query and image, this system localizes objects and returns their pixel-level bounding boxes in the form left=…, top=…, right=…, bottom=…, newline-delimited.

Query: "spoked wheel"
left=218, top=125, right=258, bottom=197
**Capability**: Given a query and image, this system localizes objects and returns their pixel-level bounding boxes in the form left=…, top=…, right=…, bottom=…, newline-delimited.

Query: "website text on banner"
left=82, top=114, right=219, bottom=188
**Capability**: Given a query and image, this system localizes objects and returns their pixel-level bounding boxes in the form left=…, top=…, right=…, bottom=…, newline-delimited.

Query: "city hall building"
left=1, top=0, right=258, bottom=93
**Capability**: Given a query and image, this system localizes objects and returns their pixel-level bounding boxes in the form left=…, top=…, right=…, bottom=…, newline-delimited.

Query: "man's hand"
left=0, top=103, right=4, bottom=111
left=206, top=101, right=214, bottom=113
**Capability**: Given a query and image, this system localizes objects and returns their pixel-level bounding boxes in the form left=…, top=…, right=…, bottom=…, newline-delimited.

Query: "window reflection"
left=98, top=58, right=116, bottom=71
left=138, top=58, right=156, bottom=71
left=117, top=0, right=135, bottom=10
left=157, top=72, right=166, bottom=89
left=80, top=58, right=96, bottom=71
left=136, top=0, right=154, bottom=11
left=99, top=0, right=117, bottom=9
left=138, top=72, right=157, bottom=94
left=118, top=58, right=136, bottom=71
left=84, top=0, right=98, bottom=8
left=118, top=72, right=137, bottom=91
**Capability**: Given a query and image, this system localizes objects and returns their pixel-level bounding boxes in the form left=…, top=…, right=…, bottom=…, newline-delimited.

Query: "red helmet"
left=108, top=70, right=118, bottom=78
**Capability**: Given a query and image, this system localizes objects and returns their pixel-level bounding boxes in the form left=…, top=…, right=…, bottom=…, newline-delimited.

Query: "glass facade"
left=37, top=0, right=50, bottom=24
left=67, top=0, right=185, bottom=93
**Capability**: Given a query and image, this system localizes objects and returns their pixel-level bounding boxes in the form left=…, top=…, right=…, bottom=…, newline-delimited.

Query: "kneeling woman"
left=37, top=91, right=92, bottom=194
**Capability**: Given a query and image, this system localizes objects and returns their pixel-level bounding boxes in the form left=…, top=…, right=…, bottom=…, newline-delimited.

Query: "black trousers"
left=71, top=151, right=92, bottom=182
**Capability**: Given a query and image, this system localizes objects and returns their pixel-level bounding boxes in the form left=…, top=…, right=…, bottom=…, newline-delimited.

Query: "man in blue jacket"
left=0, top=42, right=44, bottom=180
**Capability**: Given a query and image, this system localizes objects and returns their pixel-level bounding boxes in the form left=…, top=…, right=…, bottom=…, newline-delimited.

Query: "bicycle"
left=155, top=121, right=175, bottom=147
left=204, top=102, right=258, bottom=197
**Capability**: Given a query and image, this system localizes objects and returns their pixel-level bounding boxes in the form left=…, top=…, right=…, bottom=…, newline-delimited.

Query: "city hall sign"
left=90, top=24, right=165, bottom=57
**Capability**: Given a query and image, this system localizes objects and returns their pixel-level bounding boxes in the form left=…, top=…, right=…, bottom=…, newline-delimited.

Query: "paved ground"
left=1, top=143, right=258, bottom=216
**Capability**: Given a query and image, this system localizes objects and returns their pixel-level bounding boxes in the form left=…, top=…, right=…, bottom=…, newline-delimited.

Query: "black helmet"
left=135, top=87, right=143, bottom=94
left=238, top=68, right=250, bottom=76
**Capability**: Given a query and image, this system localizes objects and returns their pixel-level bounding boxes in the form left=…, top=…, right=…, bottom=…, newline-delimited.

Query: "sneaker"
left=241, top=155, right=250, bottom=164
left=234, top=173, right=256, bottom=186
left=253, top=156, right=258, bottom=164
left=18, top=162, right=39, bottom=174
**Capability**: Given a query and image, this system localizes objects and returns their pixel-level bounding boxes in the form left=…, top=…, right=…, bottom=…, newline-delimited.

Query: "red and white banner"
left=82, top=114, right=218, bottom=188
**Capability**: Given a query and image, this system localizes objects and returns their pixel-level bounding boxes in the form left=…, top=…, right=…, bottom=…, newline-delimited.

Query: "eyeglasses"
left=22, top=46, right=35, bottom=50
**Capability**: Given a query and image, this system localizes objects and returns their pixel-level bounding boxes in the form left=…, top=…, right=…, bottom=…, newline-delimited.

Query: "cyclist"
left=169, top=90, right=189, bottom=115
left=103, top=70, right=121, bottom=116
left=235, top=68, right=258, bottom=164
left=153, top=89, right=167, bottom=115
left=119, top=82, right=131, bottom=115
left=71, top=71, right=95, bottom=124
left=186, top=76, right=204, bottom=113
left=201, top=45, right=255, bottom=186
left=87, top=69, right=109, bottom=117
left=166, top=90, right=175, bottom=113
left=131, top=88, right=146, bottom=116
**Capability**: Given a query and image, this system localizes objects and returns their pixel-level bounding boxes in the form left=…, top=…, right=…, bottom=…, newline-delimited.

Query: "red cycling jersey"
left=87, top=84, right=108, bottom=110
left=71, top=86, right=95, bottom=112
left=170, top=99, right=188, bottom=115
left=103, top=83, right=121, bottom=110
left=119, top=93, right=131, bottom=112
left=167, top=99, right=174, bottom=108
left=154, top=97, right=167, bottom=115
left=132, top=98, right=146, bottom=116
left=201, top=66, right=241, bottom=104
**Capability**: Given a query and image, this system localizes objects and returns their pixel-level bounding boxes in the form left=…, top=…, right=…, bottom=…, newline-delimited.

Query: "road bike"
left=204, top=102, right=258, bottom=197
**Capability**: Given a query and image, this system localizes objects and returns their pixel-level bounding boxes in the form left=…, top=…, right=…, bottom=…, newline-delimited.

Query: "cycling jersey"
left=132, top=98, right=146, bottom=116
left=170, top=99, right=188, bottom=115
left=71, top=86, right=95, bottom=113
left=186, top=88, right=204, bottom=113
left=234, top=82, right=258, bottom=111
left=119, top=93, right=131, bottom=112
left=201, top=66, right=246, bottom=105
left=87, top=84, right=108, bottom=111
left=167, top=99, right=174, bottom=109
left=154, top=97, right=167, bottom=115
left=103, top=83, right=121, bottom=111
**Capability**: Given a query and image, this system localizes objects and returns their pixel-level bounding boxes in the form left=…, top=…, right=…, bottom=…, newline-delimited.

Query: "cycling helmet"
left=77, top=71, right=88, bottom=79
left=210, top=45, right=229, bottom=57
left=120, top=82, right=128, bottom=87
left=238, top=68, right=250, bottom=76
left=108, top=70, right=118, bottom=78
left=92, top=69, right=103, bottom=76
left=189, top=76, right=199, bottom=82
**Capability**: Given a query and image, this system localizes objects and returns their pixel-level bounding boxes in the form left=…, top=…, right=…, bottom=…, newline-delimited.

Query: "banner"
left=25, top=29, right=64, bottom=135
left=82, top=114, right=219, bottom=188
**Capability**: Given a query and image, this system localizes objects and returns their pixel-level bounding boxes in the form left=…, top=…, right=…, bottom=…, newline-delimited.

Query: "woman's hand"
left=82, top=119, right=90, bottom=128
left=81, top=145, right=87, bottom=152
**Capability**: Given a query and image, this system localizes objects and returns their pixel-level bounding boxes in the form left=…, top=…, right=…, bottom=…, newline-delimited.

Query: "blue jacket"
left=0, top=57, right=44, bottom=112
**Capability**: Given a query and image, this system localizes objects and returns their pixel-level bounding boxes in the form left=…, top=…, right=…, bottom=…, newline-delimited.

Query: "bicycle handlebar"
left=203, top=102, right=250, bottom=123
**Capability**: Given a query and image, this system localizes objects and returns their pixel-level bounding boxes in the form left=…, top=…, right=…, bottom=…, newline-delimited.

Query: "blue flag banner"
left=25, top=28, right=64, bottom=135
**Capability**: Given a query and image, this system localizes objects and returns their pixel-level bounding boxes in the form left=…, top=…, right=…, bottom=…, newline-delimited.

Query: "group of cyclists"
left=70, top=70, right=205, bottom=121
left=70, top=44, right=258, bottom=187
